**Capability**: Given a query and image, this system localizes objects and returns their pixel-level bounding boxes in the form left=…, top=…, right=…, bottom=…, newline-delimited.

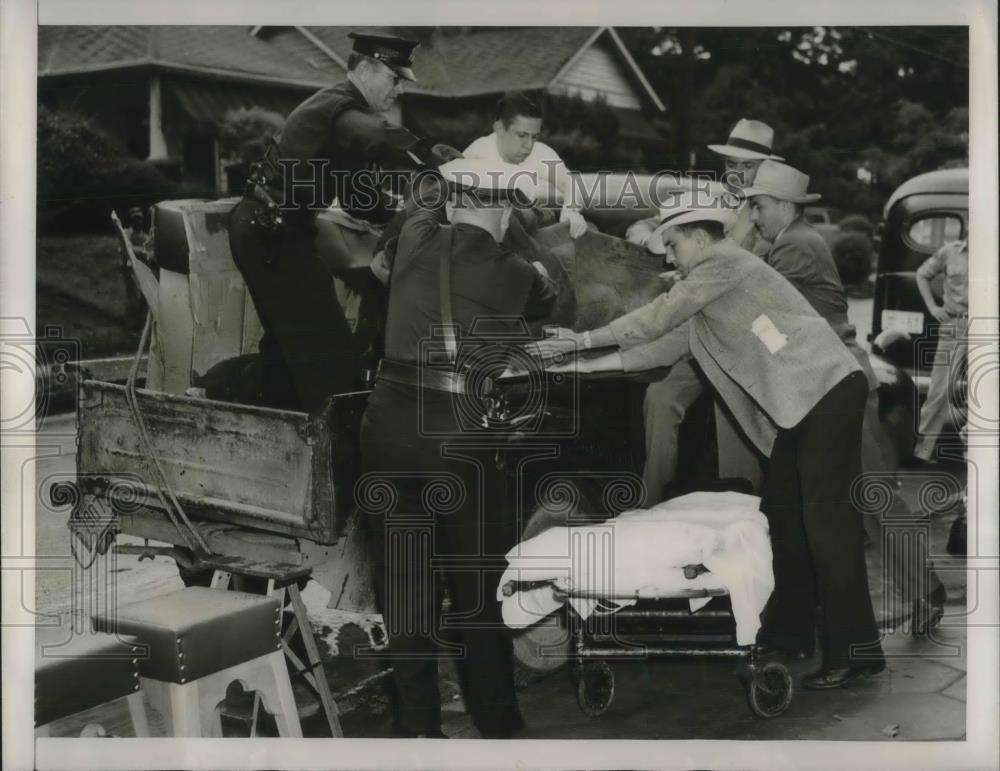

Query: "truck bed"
left=77, top=379, right=367, bottom=544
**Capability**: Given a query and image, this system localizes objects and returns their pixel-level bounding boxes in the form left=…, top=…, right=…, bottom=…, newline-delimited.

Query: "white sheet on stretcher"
left=497, top=491, right=774, bottom=645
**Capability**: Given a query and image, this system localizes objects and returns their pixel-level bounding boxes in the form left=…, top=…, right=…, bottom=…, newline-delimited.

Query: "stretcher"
left=498, top=493, right=794, bottom=719
left=502, top=580, right=793, bottom=719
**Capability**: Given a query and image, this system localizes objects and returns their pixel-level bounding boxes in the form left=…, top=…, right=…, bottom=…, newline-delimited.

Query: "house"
left=38, top=25, right=667, bottom=193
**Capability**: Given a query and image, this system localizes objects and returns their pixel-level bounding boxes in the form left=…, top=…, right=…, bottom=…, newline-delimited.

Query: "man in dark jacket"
left=229, top=32, right=431, bottom=411
left=360, top=158, right=557, bottom=738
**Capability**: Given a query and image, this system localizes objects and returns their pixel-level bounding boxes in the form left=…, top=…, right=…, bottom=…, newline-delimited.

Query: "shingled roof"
left=38, top=26, right=328, bottom=88
left=302, top=26, right=663, bottom=109
left=303, top=26, right=588, bottom=97
left=39, top=25, right=664, bottom=111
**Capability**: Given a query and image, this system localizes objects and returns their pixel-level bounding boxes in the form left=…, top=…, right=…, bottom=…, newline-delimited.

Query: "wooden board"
left=145, top=199, right=264, bottom=394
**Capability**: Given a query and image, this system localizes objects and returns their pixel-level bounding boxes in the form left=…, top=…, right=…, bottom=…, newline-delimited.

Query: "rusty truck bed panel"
left=76, top=380, right=364, bottom=543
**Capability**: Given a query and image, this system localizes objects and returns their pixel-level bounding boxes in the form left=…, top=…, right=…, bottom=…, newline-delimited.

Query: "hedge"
left=37, top=106, right=195, bottom=233
left=832, top=231, right=875, bottom=285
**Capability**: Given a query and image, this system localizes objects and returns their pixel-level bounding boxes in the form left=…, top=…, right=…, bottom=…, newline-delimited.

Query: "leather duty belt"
left=376, top=359, right=468, bottom=395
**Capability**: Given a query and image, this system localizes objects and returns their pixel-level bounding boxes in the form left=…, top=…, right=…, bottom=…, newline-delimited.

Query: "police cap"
left=348, top=31, right=419, bottom=82
left=439, top=158, right=540, bottom=206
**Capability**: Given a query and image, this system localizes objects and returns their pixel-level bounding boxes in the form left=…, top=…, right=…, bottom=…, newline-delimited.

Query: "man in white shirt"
left=463, top=92, right=588, bottom=238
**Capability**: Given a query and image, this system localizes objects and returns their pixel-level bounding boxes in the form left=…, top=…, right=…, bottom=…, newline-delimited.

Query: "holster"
left=242, top=161, right=283, bottom=234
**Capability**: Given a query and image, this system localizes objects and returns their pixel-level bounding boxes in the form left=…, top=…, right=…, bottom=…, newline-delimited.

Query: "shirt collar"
left=773, top=215, right=800, bottom=244
left=342, top=77, right=372, bottom=110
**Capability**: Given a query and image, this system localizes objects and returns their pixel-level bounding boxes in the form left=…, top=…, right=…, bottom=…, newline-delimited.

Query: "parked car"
left=869, top=167, right=968, bottom=457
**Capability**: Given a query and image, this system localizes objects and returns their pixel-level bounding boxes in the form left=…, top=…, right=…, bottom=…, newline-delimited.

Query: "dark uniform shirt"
left=263, top=81, right=423, bottom=228
left=384, top=202, right=559, bottom=365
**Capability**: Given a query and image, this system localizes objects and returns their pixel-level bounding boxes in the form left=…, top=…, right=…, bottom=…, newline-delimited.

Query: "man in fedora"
left=746, top=160, right=948, bottom=634
left=530, top=190, right=885, bottom=689
left=745, top=161, right=879, bottom=398
left=744, top=160, right=853, bottom=331
left=229, top=31, right=436, bottom=411
left=626, top=118, right=782, bottom=256
left=627, top=119, right=783, bottom=506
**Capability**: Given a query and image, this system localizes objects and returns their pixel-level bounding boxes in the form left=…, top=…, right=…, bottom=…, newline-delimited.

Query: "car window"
left=905, top=214, right=964, bottom=251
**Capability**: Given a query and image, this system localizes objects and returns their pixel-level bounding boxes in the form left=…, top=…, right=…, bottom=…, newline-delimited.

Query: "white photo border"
left=3, top=1, right=997, bottom=769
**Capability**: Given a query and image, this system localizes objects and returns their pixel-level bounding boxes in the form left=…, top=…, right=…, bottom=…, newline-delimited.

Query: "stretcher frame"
left=519, top=582, right=795, bottom=719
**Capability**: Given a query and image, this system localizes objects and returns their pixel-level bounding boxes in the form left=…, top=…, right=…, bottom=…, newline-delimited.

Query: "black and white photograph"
left=1, top=1, right=997, bottom=769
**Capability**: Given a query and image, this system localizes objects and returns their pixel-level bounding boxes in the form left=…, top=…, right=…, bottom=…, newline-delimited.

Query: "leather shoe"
left=802, top=662, right=886, bottom=690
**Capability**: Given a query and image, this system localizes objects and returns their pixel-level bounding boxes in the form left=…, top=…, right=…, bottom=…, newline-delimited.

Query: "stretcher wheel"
left=746, top=661, right=793, bottom=718
left=574, top=661, right=614, bottom=717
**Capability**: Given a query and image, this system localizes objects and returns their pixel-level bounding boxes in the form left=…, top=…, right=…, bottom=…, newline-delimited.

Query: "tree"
left=217, top=107, right=286, bottom=167
left=615, top=26, right=969, bottom=219
left=37, top=105, right=180, bottom=233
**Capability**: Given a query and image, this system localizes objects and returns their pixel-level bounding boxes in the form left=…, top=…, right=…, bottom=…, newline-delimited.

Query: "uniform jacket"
left=384, top=201, right=558, bottom=365
left=264, top=81, right=422, bottom=227
left=607, top=239, right=861, bottom=455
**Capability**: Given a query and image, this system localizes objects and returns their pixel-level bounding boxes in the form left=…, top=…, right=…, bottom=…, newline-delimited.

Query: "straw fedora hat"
left=707, top=119, right=784, bottom=161
left=650, top=190, right=738, bottom=245
left=741, top=160, right=822, bottom=204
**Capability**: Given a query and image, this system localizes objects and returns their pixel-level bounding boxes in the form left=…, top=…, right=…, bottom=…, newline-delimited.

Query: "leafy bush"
left=540, top=93, right=627, bottom=171
left=832, top=231, right=874, bottom=285
left=838, top=214, right=875, bottom=237
left=38, top=105, right=181, bottom=233
left=217, top=107, right=286, bottom=166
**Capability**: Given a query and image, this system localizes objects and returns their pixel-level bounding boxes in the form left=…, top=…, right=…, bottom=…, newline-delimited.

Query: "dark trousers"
left=760, top=371, right=884, bottom=668
left=228, top=201, right=360, bottom=412
left=359, top=381, right=521, bottom=737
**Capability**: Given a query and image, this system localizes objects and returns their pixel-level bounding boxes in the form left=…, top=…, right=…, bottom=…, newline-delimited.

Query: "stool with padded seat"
left=92, top=586, right=301, bottom=737
left=35, top=632, right=149, bottom=737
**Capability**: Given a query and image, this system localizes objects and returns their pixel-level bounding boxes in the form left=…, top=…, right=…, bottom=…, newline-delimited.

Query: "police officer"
left=229, top=32, right=432, bottom=412
left=359, top=159, right=558, bottom=738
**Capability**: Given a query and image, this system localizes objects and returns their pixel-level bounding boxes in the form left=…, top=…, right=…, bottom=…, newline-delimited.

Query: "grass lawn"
left=36, top=234, right=142, bottom=358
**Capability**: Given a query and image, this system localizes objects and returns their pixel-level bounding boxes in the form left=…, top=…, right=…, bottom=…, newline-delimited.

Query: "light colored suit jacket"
left=608, top=239, right=861, bottom=455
